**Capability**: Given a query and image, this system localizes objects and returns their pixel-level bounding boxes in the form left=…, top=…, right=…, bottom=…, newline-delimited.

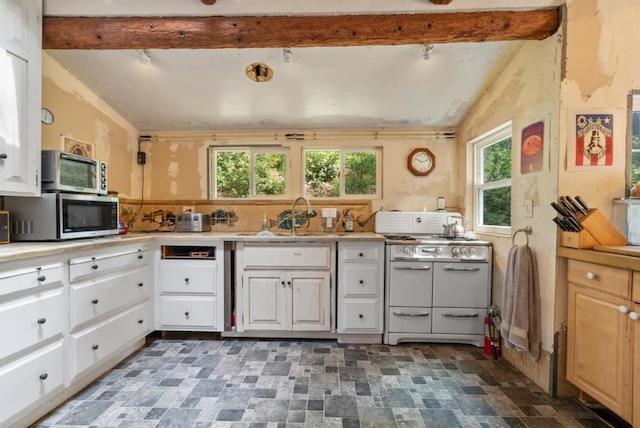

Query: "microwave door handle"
left=60, top=152, right=95, bottom=165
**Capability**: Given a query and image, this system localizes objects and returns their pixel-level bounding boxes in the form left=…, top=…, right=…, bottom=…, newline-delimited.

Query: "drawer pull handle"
left=138, top=319, right=144, bottom=324
left=358, top=314, right=363, bottom=319
left=630, top=312, right=639, bottom=321
left=619, top=305, right=629, bottom=314
left=0, top=153, right=7, bottom=160
left=586, top=272, right=596, bottom=280
left=138, top=254, right=144, bottom=259
left=184, top=278, right=189, bottom=284
left=394, top=266, right=430, bottom=271
left=91, top=264, right=99, bottom=270
left=287, top=281, right=291, bottom=286
left=281, top=280, right=286, bottom=286
left=138, top=282, right=144, bottom=287
left=359, top=280, right=364, bottom=284
left=92, top=299, right=99, bottom=304
left=441, top=312, right=479, bottom=318
left=37, top=275, right=46, bottom=282
left=92, top=344, right=99, bottom=350
left=442, top=267, right=480, bottom=272
left=185, top=311, right=190, bottom=318
left=39, top=373, right=48, bottom=380
left=37, top=318, right=47, bottom=324
left=359, top=253, right=364, bottom=257
left=392, top=311, right=429, bottom=317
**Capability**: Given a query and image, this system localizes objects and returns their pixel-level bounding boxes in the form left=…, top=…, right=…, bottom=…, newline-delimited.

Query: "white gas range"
left=375, top=211, right=492, bottom=347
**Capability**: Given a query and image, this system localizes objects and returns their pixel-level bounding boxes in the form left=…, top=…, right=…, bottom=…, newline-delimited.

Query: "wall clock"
left=41, top=108, right=54, bottom=125
left=407, top=148, right=435, bottom=176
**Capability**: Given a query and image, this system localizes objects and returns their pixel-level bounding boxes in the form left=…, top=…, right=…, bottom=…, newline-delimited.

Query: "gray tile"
left=339, top=367, right=368, bottom=383
left=56, top=401, right=114, bottom=425
left=252, top=399, right=290, bottom=422
left=453, top=395, right=497, bottom=416
left=261, top=361, right=291, bottom=376
left=324, top=395, right=359, bottom=418
left=188, top=379, right=227, bottom=398
left=122, top=387, right=165, bottom=407
left=379, top=388, right=416, bottom=408
left=156, top=408, right=201, bottom=427
left=359, top=407, right=396, bottom=427
left=419, top=409, right=462, bottom=428
left=217, top=388, right=253, bottom=409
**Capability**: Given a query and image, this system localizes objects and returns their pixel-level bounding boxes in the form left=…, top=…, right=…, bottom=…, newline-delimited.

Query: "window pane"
left=481, top=186, right=511, bottom=226
left=344, top=152, right=377, bottom=195
left=255, top=153, right=286, bottom=196
left=216, top=151, right=249, bottom=198
left=482, top=137, right=512, bottom=183
left=632, top=111, right=640, bottom=184
left=304, top=150, right=340, bottom=197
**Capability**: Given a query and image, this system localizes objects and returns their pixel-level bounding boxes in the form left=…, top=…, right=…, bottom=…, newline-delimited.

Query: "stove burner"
left=432, top=235, right=479, bottom=242
left=384, top=235, right=417, bottom=241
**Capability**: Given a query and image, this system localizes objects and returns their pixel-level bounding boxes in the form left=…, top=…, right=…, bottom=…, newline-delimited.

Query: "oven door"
left=59, top=194, right=119, bottom=239
left=388, top=261, right=433, bottom=307
left=432, top=262, right=490, bottom=307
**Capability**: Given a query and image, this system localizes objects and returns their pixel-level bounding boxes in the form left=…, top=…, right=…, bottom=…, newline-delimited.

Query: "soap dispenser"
left=261, top=215, right=269, bottom=231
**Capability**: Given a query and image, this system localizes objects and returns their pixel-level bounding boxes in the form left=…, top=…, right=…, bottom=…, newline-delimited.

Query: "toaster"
left=175, top=212, right=211, bottom=232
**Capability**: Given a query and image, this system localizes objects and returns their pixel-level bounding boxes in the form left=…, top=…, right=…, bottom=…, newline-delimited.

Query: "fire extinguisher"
left=484, top=306, right=501, bottom=360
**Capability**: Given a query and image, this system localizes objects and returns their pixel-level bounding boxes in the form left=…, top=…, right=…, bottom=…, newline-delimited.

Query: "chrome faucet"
left=291, top=196, right=312, bottom=234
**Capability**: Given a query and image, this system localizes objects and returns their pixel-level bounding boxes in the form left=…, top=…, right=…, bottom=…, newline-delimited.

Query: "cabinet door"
left=0, top=0, right=41, bottom=196
left=567, top=283, right=633, bottom=421
left=290, top=271, right=330, bottom=331
left=243, top=271, right=288, bottom=331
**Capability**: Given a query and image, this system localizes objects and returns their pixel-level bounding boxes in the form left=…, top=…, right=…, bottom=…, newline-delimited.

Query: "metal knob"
left=91, top=264, right=99, bottom=270
left=92, top=299, right=99, bottom=304
left=359, top=253, right=364, bottom=257
left=37, top=275, right=46, bottom=282
left=138, top=254, right=143, bottom=259
left=92, top=344, right=99, bottom=350
left=138, top=319, right=144, bottom=324
left=39, top=373, right=48, bottom=380
left=184, top=278, right=189, bottom=284
left=37, top=318, right=47, bottom=324
left=138, top=282, right=144, bottom=287
left=359, top=280, right=364, bottom=284
left=184, top=311, right=190, bottom=318
left=358, top=314, right=363, bottom=319
left=0, top=153, right=7, bottom=159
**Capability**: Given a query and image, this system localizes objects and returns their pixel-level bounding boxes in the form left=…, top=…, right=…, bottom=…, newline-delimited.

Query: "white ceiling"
left=43, top=0, right=563, bottom=133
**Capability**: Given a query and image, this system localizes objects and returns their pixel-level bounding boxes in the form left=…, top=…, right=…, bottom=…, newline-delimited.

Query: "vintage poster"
left=520, top=121, right=545, bottom=174
left=574, top=113, right=613, bottom=166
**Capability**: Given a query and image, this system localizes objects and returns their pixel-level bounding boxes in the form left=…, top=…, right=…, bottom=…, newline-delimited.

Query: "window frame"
left=470, top=122, right=512, bottom=235
left=302, top=147, right=382, bottom=199
left=208, top=146, right=290, bottom=199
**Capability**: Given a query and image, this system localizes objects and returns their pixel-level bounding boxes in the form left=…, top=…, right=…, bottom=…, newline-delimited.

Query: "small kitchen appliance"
left=320, top=208, right=339, bottom=232
left=612, top=198, right=640, bottom=245
left=41, top=150, right=108, bottom=195
left=175, top=212, right=211, bottom=232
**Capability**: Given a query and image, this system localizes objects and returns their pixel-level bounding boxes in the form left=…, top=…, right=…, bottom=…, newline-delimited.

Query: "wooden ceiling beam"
left=42, top=8, right=560, bottom=50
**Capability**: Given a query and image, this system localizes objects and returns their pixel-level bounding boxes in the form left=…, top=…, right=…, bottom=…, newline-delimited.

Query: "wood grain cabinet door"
left=567, top=283, right=633, bottom=422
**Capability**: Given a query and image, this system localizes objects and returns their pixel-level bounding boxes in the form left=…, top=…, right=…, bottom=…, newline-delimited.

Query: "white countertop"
left=0, top=231, right=385, bottom=262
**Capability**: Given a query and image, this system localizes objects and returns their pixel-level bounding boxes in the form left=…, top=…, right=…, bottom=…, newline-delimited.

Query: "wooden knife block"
left=561, top=209, right=627, bottom=249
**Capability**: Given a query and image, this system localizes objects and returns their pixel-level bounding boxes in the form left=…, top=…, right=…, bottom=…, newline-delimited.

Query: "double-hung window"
left=209, top=147, right=289, bottom=199
left=471, top=122, right=512, bottom=234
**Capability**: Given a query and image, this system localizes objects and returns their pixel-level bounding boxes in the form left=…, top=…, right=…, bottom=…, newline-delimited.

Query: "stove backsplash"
left=375, top=211, right=461, bottom=235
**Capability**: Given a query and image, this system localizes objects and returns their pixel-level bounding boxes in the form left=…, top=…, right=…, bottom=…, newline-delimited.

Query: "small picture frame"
left=61, top=135, right=94, bottom=158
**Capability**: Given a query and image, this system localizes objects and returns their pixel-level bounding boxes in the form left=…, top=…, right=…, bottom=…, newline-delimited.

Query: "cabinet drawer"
left=70, top=266, right=151, bottom=331
left=567, top=260, right=630, bottom=299
left=339, top=299, right=380, bottom=332
left=70, top=301, right=151, bottom=379
left=69, top=247, right=149, bottom=282
left=388, top=306, right=431, bottom=333
left=0, top=263, right=63, bottom=298
left=0, top=340, right=64, bottom=424
left=633, top=272, right=640, bottom=303
left=0, top=289, right=64, bottom=361
left=339, top=244, right=381, bottom=263
left=159, top=262, right=217, bottom=294
left=432, top=308, right=484, bottom=335
left=341, top=265, right=379, bottom=296
left=243, top=245, right=331, bottom=269
left=159, top=296, right=220, bottom=329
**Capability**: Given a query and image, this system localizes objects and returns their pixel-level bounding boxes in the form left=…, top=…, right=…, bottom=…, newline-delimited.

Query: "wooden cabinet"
left=337, top=242, right=384, bottom=334
left=156, top=241, right=224, bottom=331
left=0, top=0, right=42, bottom=196
left=236, top=243, right=334, bottom=333
left=566, top=259, right=633, bottom=422
left=68, top=244, right=152, bottom=380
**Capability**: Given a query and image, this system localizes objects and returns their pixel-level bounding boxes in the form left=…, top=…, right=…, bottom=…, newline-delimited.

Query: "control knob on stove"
left=469, top=248, right=476, bottom=255
left=451, top=247, right=459, bottom=255
left=436, top=247, right=443, bottom=254
left=402, top=246, right=414, bottom=255
left=460, top=247, right=468, bottom=255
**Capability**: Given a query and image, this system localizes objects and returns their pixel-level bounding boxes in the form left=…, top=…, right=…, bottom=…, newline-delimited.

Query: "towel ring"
left=512, top=226, right=532, bottom=246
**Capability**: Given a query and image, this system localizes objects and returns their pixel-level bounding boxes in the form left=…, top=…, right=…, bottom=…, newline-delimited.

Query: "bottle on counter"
left=343, top=210, right=354, bottom=232
left=261, top=214, right=269, bottom=231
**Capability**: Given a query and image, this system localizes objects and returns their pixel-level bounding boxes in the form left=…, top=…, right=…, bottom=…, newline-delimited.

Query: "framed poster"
left=520, top=120, right=545, bottom=174
left=61, top=135, right=94, bottom=158
left=567, top=110, right=622, bottom=170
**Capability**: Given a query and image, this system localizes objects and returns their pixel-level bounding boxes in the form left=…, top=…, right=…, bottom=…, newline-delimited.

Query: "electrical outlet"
left=182, top=206, right=194, bottom=213
left=524, top=200, right=533, bottom=218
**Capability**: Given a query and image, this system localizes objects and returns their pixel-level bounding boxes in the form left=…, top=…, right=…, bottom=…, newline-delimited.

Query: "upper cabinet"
left=0, top=0, right=41, bottom=196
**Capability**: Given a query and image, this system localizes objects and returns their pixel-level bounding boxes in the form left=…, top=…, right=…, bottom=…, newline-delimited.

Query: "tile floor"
left=34, top=337, right=622, bottom=428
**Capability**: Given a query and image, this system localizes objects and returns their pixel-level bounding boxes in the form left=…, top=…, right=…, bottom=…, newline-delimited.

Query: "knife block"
left=560, top=208, right=627, bottom=248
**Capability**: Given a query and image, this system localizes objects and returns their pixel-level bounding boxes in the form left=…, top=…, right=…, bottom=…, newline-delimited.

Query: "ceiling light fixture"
left=283, top=48, right=293, bottom=63
left=138, top=49, right=152, bottom=66
left=423, top=44, right=434, bottom=60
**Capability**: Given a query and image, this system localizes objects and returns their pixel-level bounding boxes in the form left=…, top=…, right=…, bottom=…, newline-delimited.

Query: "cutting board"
left=593, top=245, right=640, bottom=257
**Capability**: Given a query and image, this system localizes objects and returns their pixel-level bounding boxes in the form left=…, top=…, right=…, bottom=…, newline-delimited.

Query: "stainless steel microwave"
left=4, top=193, right=119, bottom=241
left=41, top=150, right=108, bottom=195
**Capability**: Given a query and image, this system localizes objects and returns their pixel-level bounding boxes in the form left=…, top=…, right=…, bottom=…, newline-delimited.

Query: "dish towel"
left=500, top=244, right=541, bottom=361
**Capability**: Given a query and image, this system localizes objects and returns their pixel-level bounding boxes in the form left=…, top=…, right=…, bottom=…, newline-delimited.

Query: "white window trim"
left=302, top=147, right=382, bottom=200
left=209, top=146, right=290, bottom=199
left=469, top=122, right=512, bottom=236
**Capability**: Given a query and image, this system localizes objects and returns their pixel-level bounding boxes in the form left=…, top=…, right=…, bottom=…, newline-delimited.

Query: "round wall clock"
left=407, top=148, right=435, bottom=176
left=41, top=108, right=54, bottom=125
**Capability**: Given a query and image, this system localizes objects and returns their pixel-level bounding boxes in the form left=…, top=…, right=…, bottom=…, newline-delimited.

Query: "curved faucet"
left=291, top=196, right=312, bottom=234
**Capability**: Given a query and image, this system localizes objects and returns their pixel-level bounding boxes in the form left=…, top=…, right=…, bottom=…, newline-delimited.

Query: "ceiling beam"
left=42, top=8, right=560, bottom=50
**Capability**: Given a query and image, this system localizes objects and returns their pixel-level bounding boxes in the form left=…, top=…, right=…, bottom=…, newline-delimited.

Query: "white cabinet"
left=68, top=244, right=152, bottom=380
left=236, top=243, right=334, bottom=333
left=0, top=0, right=41, bottom=196
left=337, top=242, right=384, bottom=334
left=156, top=242, right=224, bottom=331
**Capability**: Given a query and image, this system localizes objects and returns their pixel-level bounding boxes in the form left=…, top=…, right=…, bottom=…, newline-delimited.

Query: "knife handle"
left=575, top=196, right=590, bottom=214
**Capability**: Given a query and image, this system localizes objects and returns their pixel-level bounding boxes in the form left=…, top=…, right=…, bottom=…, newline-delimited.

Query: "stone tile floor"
left=33, top=338, right=623, bottom=428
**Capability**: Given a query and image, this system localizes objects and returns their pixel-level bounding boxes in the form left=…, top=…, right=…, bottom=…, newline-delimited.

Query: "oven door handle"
left=442, top=266, right=480, bottom=272
left=393, top=266, right=431, bottom=270
left=440, top=312, right=480, bottom=318
left=392, top=311, right=430, bottom=317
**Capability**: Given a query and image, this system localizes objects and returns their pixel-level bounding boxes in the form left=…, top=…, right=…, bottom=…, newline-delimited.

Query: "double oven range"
left=375, top=211, right=492, bottom=346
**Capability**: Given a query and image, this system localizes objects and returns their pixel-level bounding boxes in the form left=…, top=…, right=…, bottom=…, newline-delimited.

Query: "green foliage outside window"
left=304, top=150, right=340, bottom=197
left=481, top=137, right=512, bottom=227
left=216, top=151, right=249, bottom=198
left=345, top=152, right=377, bottom=195
left=631, top=111, right=640, bottom=185
left=255, top=153, right=286, bottom=196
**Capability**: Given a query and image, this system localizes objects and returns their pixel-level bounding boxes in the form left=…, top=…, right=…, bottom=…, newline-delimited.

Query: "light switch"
left=524, top=200, right=533, bottom=218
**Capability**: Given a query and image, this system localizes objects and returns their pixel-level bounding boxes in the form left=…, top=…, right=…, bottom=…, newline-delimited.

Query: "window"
left=209, top=147, right=288, bottom=198
left=303, top=148, right=380, bottom=198
left=471, top=122, right=512, bottom=233
left=630, top=93, right=640, bottom=188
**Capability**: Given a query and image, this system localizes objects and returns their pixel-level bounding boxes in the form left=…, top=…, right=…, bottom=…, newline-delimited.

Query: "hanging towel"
left=500, top=244, right=541, bottom=361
